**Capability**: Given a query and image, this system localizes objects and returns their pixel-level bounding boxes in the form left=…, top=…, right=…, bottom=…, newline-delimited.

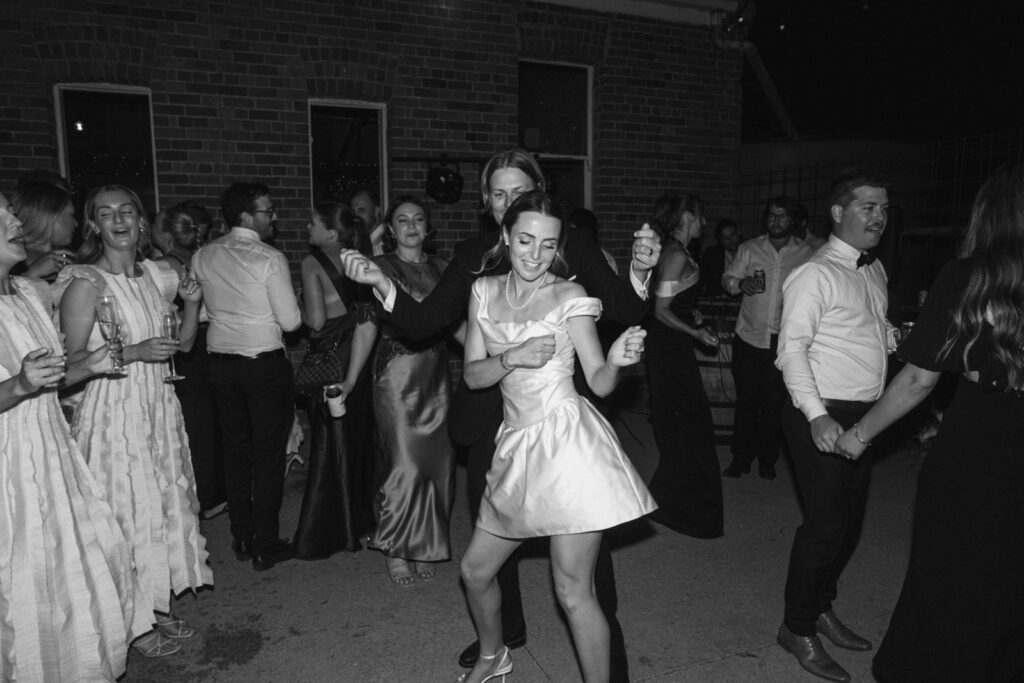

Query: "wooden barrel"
left=695, top=297, right=740, bottom=445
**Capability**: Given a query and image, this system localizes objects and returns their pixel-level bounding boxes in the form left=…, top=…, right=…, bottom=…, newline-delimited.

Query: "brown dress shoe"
left=816, top=610, right=872, bottom=651
left=777, top=623, right=851, bottom=682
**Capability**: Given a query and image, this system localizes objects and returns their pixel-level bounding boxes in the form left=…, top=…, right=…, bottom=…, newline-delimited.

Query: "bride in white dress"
left=457, top=191, right=655, bottom=683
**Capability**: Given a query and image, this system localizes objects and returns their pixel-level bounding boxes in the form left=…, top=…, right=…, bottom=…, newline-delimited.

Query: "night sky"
left=741, top=0, right=1024, bottom=142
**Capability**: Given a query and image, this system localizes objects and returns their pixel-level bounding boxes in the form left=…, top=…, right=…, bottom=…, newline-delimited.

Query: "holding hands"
left=630, top=225, right=661, bottom=276
left=834, top=429, right=869, bottom=461
left=608, top=326, right=647, bottom=367
left=340, top=249, right=387, bottom=288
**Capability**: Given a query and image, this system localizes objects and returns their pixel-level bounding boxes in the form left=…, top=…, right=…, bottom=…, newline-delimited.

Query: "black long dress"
left=644, top=267, right=725, bottom=539
left=873, top=259, right=1024, bottom=682
left=292, top=282, right=379, bottom=559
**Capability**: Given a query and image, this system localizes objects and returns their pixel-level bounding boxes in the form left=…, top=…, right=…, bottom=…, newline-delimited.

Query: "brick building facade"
left=1, top=0, right=742, bottom=276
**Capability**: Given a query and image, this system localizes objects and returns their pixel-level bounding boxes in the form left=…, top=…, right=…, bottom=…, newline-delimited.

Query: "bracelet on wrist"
left=498, top=351, right=513, bottom=372
left=852, top=422, right=872, bottom=447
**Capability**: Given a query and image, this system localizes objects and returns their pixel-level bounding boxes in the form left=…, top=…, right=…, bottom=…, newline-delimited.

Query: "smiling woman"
left=54, top=183, right=213, bottom=659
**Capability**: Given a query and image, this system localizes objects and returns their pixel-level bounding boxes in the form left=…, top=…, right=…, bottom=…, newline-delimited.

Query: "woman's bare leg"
left=551, top=531, right=609, bottom=682
left=459, top=527, right=521, bottom=683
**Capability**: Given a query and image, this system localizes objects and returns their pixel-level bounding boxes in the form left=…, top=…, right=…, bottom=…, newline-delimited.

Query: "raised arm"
left=569, top=230, right=648, bottom=326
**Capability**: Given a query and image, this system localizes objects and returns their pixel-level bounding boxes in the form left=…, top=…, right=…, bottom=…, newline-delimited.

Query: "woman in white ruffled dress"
left=55, top=184, right=213, bottom=658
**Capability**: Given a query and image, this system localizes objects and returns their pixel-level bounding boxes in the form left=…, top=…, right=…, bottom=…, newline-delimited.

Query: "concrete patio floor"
left=123, top=397, right=918, bottom=682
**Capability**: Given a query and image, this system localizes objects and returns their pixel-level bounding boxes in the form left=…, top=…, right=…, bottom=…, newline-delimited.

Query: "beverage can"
left=324, top=385, right=347, bottom=418
left=752, top=269, right=766, bottom=293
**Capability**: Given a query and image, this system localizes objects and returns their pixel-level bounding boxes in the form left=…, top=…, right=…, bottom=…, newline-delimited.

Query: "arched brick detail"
left=517, top=9, right=611, bottom=64
left=33, top=24, right=158, bottom=85
left=299, top=47, right=397, bottom=101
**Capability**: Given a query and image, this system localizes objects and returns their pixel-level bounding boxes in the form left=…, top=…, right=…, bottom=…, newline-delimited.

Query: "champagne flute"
left=162, top=311, right=184, bottom=383
left=96, top=294, right=127, bottom=376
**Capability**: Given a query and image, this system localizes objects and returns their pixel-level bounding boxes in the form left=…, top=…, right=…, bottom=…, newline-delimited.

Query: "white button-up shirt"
left=776, top=234, right=895, bottom=421
left=192, top=227, right=301, bottom=356
left=722, top=234, right=814, bottom=348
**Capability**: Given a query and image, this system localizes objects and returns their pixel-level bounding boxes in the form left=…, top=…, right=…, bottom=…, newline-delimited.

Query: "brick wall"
left=1, top=0, right=742, bottom=277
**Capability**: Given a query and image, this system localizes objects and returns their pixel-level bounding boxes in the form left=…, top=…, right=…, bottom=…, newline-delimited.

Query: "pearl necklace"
left=505, top=271, right=545, bottom=310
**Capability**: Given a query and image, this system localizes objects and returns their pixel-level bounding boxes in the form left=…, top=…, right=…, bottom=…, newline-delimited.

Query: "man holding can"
left=722, top=196, right=814, bottom=479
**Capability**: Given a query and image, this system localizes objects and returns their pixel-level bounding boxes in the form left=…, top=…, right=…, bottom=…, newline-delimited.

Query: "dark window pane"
left=519, top=62, right=588, bottom=156
left=310, top=105, right=382, bottom=204
left=61, top=90, right=156, bottom=213
left=537, top=158, right=586, bottom=212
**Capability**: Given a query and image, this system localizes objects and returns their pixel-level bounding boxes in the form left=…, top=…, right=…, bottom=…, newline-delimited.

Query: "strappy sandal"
left=386, top=557, right=416, bottom=586
left=132, top=630, right=182, bottom=658
left=155, top=613, right=196, bottom=639
left=415, top=561, right=437, bottom=580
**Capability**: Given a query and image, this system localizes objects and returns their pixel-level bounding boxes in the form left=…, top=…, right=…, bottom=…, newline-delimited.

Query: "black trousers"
left=461, top=393, right=629, bottom=682
left=209, top=351, right=294, bottom=553
left=731, top=335, right=786, bottom=470
left=173, top=325, right=225, bottom=511
left=781, top=401, right=873, bottom=636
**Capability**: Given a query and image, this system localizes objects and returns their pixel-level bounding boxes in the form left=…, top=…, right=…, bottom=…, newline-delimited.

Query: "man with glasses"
left=192, top=182, right=301, bottom=571
left=722, top=196, right=813, bottom=480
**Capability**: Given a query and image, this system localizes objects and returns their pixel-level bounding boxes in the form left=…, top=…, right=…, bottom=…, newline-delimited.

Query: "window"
left=518, top=61, right=592, bottom=210
left=55, top=85, right=159, bottom=213
left=309, top=100, right=387, bottom=207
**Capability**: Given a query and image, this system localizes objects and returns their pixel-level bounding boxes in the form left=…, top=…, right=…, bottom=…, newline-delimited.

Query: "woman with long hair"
left=292, top=200, right=379, bottom=559
left=55, top=184, right=212, bottom=658
left=457, top=190, right=654, bottom=683
left=835, top=162, right=1024, bottom=681
left=11, top=178, right=77, bottom=281
left=0, top=188, right=151, bottom=680
left=643, top=193, right=724, bottom=539
left=368, top=195, right=456, bottom=585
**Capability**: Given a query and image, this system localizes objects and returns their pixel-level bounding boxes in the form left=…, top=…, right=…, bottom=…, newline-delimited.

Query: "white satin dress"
left=472, top=278, right=656, bottom=538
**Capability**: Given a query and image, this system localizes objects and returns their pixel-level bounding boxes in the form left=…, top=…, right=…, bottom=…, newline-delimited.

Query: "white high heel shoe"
left=455, top=646, right=513, bottom=683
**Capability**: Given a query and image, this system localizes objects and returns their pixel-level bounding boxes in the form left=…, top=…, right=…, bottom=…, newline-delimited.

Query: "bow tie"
left=856, top=252, right=876, bottom=268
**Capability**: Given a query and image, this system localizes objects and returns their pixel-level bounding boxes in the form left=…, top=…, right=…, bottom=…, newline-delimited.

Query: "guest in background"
left=344, top=184, right=386, bottom=256
left=569, top=207, right=618, bottom=274
left=57, top=184, right=212, bottom=658
left=0, top=188, right=151, bottom=679
left=10, top=179, right=77, bottom=281
left=775, top=170, right=892, bottom=682
left=644, top=193, right=724, bottom=539
left=368, top=195, right=456, bottom=585
left=722, top=197, right=814, bottom=480
left=836, top=163, right=1024, bottom=682
left=156, top=202, right=226, bottom=520
left=292, top=201, right=378, bottom=559
left=192, top=182, right=301, bottom=572
left=792, top=202, right=826, bottom=250
left=700, top=218, right=741, bottom=297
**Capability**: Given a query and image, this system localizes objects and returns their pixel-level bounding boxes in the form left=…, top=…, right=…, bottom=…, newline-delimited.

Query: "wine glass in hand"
left=161, top=311, right=184, bottom=383
left=96, top=295, right=127, bottom=376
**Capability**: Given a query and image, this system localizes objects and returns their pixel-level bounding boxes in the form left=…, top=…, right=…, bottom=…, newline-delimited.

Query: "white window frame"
left=518, top=59, right=593, bottom=209
left=54, top=83, right=160, bottom=210
left=307, top=98, right=389, bottom=209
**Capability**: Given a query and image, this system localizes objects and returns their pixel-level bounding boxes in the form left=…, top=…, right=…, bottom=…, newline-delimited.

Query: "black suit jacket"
left=700, top=245, right=730, bottom=297
left=385, top=226, right=649, bottom=445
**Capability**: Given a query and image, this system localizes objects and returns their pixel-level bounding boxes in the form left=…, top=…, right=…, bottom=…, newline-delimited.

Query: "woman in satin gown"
left=56, top=184, right=212, bottom=658
left=835, top=163, right=1024, bottom=682
left=457, top=191, right=654, bottom=683
left=644, top=193, right=724, bottom=539
left=292, top=201, right=379, bottom=559
left=368, top=195, right=456, bottom=585
left=0, top=190, right=151, bottom=681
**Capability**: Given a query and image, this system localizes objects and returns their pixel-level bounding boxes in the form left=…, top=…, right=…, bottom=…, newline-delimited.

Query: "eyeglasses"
left=253, top=207, right=277, bottom=215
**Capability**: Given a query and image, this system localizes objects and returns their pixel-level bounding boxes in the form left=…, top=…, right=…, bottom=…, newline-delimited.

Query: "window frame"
left=53, top=83, right=160, bottom=210
left=518, top=59, right=593, bottom=209
left=307, top=98, right=389, bottom=209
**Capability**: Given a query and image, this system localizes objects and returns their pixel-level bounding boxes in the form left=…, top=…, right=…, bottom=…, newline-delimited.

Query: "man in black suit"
left=700, top=217, right=741, bottom=297
left=341, top=150, right=660, bottom=682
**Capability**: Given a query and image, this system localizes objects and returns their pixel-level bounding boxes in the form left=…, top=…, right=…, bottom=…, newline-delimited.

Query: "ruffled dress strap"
left=52, top=263, right=105, bottom=300
left=141, top=259, right=179, bottom=303
left=550, top=296, right=602, bottom=324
